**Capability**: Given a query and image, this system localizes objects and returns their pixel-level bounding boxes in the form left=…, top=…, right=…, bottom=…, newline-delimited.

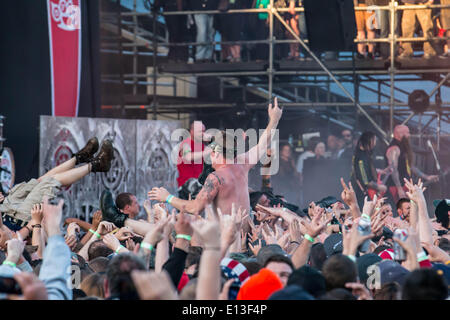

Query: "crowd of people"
left=0, top=97, right=448, bottom=301
left=153, top=0, right=450, bottom=63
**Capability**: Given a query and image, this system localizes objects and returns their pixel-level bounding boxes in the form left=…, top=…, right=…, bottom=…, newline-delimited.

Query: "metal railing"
left=100, top=1, right=450, bottom=144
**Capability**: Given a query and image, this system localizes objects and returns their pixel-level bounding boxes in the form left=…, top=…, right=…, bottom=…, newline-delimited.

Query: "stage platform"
left=158, top=56, right=450, bottom=75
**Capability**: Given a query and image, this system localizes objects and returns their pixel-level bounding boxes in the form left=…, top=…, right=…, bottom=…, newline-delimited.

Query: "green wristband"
left=361, top=213, right=371, bottom=221
left=89, top=229, right=101, bottom=239
left=140, top=242, right=154, bottom=251
left=304, top=234, right=315, bottom=243
left=347, top=255, right=356, bottom=263
left=115, top=245, right=125, bottom=254
left=165, top=194, right=174, bottom=204
left=176, top=234, right=192, bottom=241
left=417, top=251, right=428, bottom=263
left=2, top=261, right=17, bottom=268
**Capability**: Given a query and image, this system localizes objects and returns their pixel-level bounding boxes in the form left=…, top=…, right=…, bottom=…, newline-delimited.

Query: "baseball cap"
left=323, top=234, right=343, bottom=258
left=377, top=260, right=410, bottom=286
left=357, top=253, right=382, bottom=286
left=256, top=244, right=290, bottom=266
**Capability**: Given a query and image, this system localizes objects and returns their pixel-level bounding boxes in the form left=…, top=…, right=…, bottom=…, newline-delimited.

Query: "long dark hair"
left=356, top=131, right=376, bottom=153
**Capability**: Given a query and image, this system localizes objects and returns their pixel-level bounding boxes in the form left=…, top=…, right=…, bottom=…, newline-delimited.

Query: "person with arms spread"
left=149, top=98, right=283, bottom=216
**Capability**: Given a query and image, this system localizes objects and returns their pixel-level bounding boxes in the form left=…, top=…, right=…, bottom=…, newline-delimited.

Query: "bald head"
left=190, top=121, right=206, bottom=142
left=393, top=125, right=410, bottom=140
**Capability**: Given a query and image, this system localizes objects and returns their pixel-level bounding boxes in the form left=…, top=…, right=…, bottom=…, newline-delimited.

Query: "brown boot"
left=73, top=137, right=99, bottom=165
left=90, top=139, right=114, bottom=172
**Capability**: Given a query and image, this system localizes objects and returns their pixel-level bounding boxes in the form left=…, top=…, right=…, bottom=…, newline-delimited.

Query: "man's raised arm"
left=239, top=97, right=283, bottom=169
left=148, top=173, right=221, bottom=215
left=386, top=146, right=406, bottom=198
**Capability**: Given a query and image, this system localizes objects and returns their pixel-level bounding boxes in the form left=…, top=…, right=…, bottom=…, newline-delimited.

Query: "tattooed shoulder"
left=211, top=172, right=225, bottom=185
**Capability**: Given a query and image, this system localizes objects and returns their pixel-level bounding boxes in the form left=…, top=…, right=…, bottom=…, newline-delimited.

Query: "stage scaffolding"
left=100, top=0, right=450, bottom=150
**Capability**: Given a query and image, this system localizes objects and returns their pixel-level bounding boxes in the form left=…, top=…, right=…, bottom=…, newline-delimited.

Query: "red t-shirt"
left=177, top=137, right=204, bottom=187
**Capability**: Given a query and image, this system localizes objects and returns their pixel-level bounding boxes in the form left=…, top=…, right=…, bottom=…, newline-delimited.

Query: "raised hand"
left=393, top=227, right=421, bottom=271
left=342, top=219, right=374, bottom=256
left=42, top=196, right=64, bottom=237
left=371, top=210, right=387, bottom=237
left=5, top=237, right=25, bottom=264
left=125, top=238, right=136, bottom=251
left=362, top=194, right=378, bottom=218
left=30, top=203, right=44, bottom=225
left=340, top=178, right=358, bottom=209
left=148, top=187, right=170, bottom=203
left=115, top=226, right=136, bottom=241
left=248, top=239, right=262, bottom=256
left=131, top=270, right=177, bottom=300
left=174, top=210, right=193, bottom=239
left=143, top=216, right=169, bottom=247
left=66, top=222, right=80, bottom=237
left=103, top=233, right=126, bottom=253
left=91, top=210, right=103, bottom=230
left=268, top=97, right=283, bottom=124
left=261, top=224, right=278, bottom=245
left=191, top=205, right=221, bottom=250
left=143, top=199, right=155, bottom=223
left=96, top=221, right=116, bottom=236
left=289, top=219, right=302, bottom=243
left=404, top=178, right=426, bottom=204
left=299, top=209, right=332, bottom=239
left=64, top=235, right=78, bottom=251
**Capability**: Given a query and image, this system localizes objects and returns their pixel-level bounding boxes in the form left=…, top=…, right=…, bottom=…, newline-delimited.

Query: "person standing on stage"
left=177, top=121, right=212, bottom=188
left=350, top=131, right=388, bottom=208
left=385, top=124, right=439, bottom=203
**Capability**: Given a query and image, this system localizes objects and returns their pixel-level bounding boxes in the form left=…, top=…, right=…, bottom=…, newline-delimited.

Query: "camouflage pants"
left=401, top=6, right=436, bottom=55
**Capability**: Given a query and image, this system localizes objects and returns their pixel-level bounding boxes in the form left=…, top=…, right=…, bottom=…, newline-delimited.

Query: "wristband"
left=290, top=240, right=300, bottom=245
left=115, top=245, right=125, bottom=254
left=32, top=224, right=42, bottom=228
left=89, top=229, right=101, bottom=239
left=445, top=260, right=450, bottom=266
left=361, top=213, right=371, bottom=221
left=140, top=242, right=154, bottom=251
left=176, top=234, right=192, bottom=241
left=2, top=261, right=16, bottom=268
left=165, top=194, right=174, bottom=204
left=417, top=251, right=428, bottom=263
left=304, top=234, right=315, bottom=243
left=347, top=255, right=356, bottom=263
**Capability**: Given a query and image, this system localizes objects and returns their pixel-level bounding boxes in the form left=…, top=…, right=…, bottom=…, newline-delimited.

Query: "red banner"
left=47, top=0, right=81, bottom=117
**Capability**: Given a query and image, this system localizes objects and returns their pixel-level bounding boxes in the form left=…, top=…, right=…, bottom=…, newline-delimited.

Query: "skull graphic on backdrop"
left=39, top=116, right=179, bottom=222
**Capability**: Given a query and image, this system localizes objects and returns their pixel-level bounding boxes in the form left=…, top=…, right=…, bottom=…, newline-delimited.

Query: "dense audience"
left=0, top=167, right=448, bottom=300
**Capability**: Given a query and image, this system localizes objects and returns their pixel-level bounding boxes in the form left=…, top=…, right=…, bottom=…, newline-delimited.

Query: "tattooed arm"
left=386, top=146, right=406, bottom=198
left=149, top=173, right=221, bottom=215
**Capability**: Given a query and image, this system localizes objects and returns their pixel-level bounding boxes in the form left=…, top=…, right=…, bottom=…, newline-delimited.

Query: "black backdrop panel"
left=303, top=158, right=352, bottom=204
left=0, top=0, right=100, bottom=183
left=303, top=0, right=357, bottom=51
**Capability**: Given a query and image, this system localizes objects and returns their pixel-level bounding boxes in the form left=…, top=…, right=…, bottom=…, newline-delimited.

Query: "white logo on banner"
left=51, top=0, right=80, bottom=31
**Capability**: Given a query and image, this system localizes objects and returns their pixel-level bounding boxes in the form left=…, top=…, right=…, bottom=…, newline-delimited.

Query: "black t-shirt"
left=351, top=148, right=377, bottom=191
left=385, top=139, right=412, bottom=187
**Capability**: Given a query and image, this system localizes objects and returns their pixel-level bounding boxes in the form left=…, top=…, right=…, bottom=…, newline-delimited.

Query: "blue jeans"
left=194, top=14, right=215, bottom=60
left=377, top=7, right=399, bottom=57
